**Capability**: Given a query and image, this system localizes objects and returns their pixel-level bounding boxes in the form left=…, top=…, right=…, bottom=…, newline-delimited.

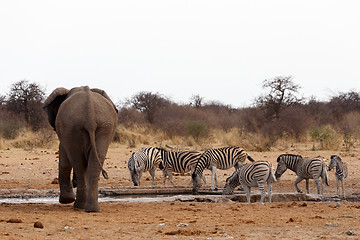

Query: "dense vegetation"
left=1, top=77, right=360, bottom=151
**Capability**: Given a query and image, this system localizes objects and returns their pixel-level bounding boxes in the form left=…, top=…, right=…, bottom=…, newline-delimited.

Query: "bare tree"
left=189, top=94, right=204, bottom=108
left=256, top=76, right=302, bottom=120
left=127, top=91, right=170, bottom=124
left=6, top=80, right=46, bottom=130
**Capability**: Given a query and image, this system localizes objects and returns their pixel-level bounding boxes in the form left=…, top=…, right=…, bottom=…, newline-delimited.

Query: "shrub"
left=309, top=126, right=341, bottom=150
left=186, top=120, right=208, bottom=141
left=0, top=120, right=23, bottom=139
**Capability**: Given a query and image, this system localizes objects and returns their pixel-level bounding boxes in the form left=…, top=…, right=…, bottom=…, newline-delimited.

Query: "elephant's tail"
left=85, top=86, right=109, bottom=179
left=89, top=131, right=109, bottom=179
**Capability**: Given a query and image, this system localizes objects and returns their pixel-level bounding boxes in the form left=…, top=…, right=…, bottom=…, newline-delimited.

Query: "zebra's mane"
left=277, top=154, right=302, bottom=162
left=331, top=155, right=342, bottom=162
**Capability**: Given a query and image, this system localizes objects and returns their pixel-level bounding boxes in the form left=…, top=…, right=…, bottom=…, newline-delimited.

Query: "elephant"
left=43, top=86, right=118, bottom=212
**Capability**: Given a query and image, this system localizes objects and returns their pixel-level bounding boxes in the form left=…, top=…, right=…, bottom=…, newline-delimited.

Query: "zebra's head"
left=328, top=155, right=340, bottom=171
left=223, top=169, right=240, bottom=195
left=192, top=172, right=202, bottom=194
left=275, top=156, right=288, bottom=180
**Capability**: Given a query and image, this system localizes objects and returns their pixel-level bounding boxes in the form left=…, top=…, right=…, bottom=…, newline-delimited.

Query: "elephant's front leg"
left=58, top=145, right=75, bottom=204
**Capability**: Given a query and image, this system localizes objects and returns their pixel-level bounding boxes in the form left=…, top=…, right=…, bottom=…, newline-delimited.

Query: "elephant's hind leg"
left=58, top=144, right=75, bottom=204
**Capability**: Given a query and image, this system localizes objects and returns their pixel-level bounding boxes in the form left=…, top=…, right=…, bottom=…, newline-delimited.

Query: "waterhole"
left=0, top=188, right=359, bottom=204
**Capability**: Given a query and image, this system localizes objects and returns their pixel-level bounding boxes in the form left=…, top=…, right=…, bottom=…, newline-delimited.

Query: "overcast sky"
left=1, top=1, right=359, bottom=107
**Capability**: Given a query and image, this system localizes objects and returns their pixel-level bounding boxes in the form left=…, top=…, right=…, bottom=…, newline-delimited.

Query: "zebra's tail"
left=269, top=166, right=277, bottom=182
left=322, top=161, right=329, bottom=186
left=247, top=154, right=255, bottom=162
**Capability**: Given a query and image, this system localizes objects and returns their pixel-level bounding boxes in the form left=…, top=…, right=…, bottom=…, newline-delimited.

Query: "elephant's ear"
left=91, top=88, right=118, bottom=113
left=43, top=87, right=69, bottom=131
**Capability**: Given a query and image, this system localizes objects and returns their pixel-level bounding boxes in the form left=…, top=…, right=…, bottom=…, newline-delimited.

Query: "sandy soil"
left=1, top=143, right=360, bottom=239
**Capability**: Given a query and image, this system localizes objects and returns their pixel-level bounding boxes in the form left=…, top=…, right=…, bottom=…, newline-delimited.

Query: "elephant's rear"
left=45, top=86, right=118, bottom=212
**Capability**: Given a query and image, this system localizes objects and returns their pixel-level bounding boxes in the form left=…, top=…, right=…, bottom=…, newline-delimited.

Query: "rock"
left=34, top=221, right=44, bottom=228
left=287, top=218, right=295, bottom=223
left=51, top=178, right=59, bottom=184
left=325, top=222, right=339, bottom=227
left=7, top=218, right=22, bottom=223
left=222, top=233, right=234, bottom=238
left=176, top=223, right=189, bottom=227
left=346, top=229, right=355, bottom=236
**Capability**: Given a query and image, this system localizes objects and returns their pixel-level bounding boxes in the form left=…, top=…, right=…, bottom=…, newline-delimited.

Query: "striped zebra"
left=192, top=146, right=255, bottom=193
left=128, top=147, right=162, bottom=186
left=223, top=161, right=277, bottom=203
left=275, top=154, right=328, bottom=195
left=328, top=155, right=348, bottom=197
left=157, top=149, right=206, bottom=186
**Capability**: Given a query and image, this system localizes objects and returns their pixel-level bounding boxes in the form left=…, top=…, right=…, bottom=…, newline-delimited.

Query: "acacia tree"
left=6, top=80, right=46, bottom=130
left=127, top=91, right=170, bottom=124
left=256, top=76, right=302, bottom=120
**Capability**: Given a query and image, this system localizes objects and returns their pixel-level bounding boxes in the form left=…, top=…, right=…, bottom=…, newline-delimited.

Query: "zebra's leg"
left=321, top=176, right=326, bottom=196
left=258, top=183, right=266, bottom=204
left=243, top=185, right=251, bottom=203
left=214, top=171, right=218, bottom=190
left=149, top=168, right=156, bottom=186
left=341, top=177, right=345, bottom=198
left=138, top=171, right=143, bottom=186
left=305, top=179, right=310, bottom=194
left=294, top=177, right=304, bottom=193
left=210, top=166, right=217, bottom=190
left=168, top=172, right=176, bottom=186
left=162, top=171, right=167, bottom=185
left=314, top=177, right=321, bottom=195
left=268, top=182, right=272, bottom=203
left=335, top=176, right=340, bottom=197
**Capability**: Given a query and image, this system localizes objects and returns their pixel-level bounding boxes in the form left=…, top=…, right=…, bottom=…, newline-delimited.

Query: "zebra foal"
left=328, top=155, right=348, bottom=197
left=128, top=147, right=162, bottom=186
left=192, top=146, right=255, bottom=193
left=275, top=154, right=328, bottom=196
left=223, top=161, right=276, bottom=203
left=157, top=149, right=206, bottom=186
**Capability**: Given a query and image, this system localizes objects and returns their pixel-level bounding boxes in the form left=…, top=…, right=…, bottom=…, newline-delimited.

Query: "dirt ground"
left=1, top=143, right=360, bottom=239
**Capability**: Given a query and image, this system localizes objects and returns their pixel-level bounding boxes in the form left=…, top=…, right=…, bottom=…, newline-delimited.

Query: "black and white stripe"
left=157, top=149, right=206, bottom=186
left=192, top=146, right=255, bottom=192
left=223, top=161, right=276, bottom=203
left=275, top=154, right=328, bottom=195
left=328, top=155, right=348, bottom=197
left=128, top=147, right=162, bottom=186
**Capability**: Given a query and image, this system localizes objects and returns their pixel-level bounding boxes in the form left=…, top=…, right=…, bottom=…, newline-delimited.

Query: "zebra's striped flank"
left=128, top=147, right=162, bottom=186
left=157, top=149, right=206, bottom=186
left=223, top=160, right=276, bottom=203
left=275, top=154, right=328, bottom=196
left=192, top=146, right=255, bottom=193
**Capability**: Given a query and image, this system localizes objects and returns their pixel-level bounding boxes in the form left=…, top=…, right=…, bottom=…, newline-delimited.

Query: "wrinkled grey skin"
left=43, top=86, right=117, bottom=212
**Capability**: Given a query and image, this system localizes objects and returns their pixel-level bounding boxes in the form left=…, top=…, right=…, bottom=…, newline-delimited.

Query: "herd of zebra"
left=127, top=146, right=348, bottom=203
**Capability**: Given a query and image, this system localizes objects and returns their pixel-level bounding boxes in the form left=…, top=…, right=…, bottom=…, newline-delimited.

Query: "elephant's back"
left=55, top=88, right=117, bottom=131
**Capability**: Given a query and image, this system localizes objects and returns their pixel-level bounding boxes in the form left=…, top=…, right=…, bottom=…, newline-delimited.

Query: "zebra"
left=275, top=154, right=328, bottom=196
left=192, top=146, right=255, bottom=193
left=328, top=155, right=348, bottom=197
left=128, top=147, right=162, bottom=186
left=157, top=149, right=206, bottom=186
left=223, top=161, right=277, bottom=203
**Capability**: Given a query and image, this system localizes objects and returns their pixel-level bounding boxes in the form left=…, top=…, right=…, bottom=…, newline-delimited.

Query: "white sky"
left=1, top=0, right=359, bottom=107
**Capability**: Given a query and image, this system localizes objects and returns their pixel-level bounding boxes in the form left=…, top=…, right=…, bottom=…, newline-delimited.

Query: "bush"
left=186, top=120, right=208, bottom=141
left=0, top=120, right=23, bottom=139
left=309, top=126, right=341, bottom=150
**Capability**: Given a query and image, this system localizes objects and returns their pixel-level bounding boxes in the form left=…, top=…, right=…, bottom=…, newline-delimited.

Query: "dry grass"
left=1, top=124, right=355, bottom=153
left=0, top=127, right=58, bottom=150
